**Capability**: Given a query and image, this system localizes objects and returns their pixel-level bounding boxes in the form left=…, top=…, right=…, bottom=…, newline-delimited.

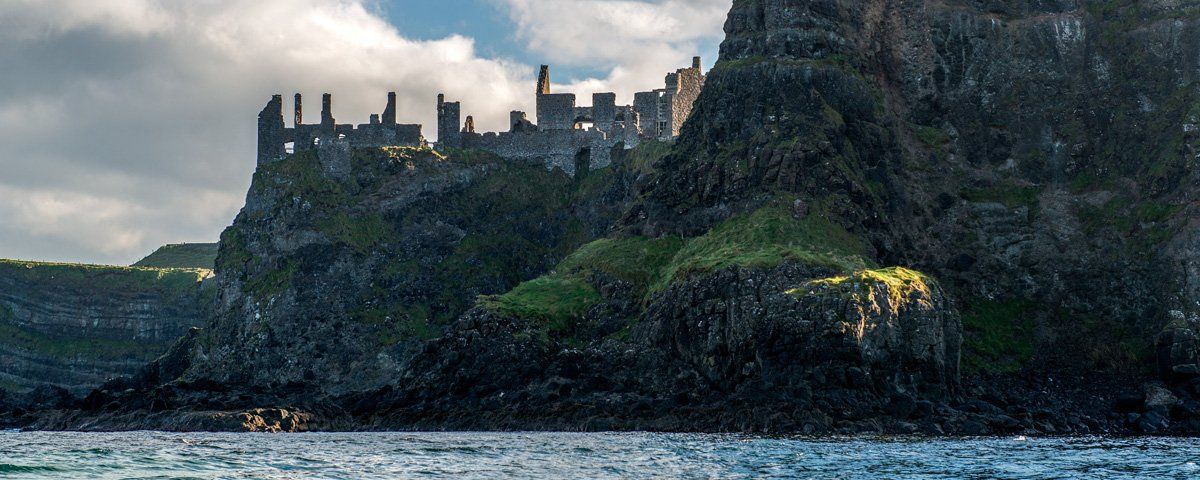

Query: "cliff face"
left=0, top=261, right=210, bottom=395
left=176, top=146, right=633, bottom=394
left=634, top=0, right=1200, bottom=375
left=20, top=0, right=1200, bottom=434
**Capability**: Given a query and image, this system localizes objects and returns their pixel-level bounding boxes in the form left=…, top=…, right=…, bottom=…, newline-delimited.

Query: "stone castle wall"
left=462, top=129, right=612, bottom=175
left=258, top=58, right=706, bottom=174
left=536, top=93, right=578, bottom=131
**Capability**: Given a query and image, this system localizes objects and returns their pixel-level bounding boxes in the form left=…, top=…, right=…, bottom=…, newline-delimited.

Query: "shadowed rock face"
left=177, top=147, right=635, bottom=395
left=636, top=0, right=1200, bottom=374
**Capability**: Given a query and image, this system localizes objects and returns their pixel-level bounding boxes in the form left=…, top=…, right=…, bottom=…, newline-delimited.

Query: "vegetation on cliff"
left=793, top=267, right=933, bottom=301
left=481, top=196, right=886, bottom=333
left=0, top=259, right=210, bottom=293
left=186, top=144, right=644, bottom=389
left=132, top=244, right=219, bottom=269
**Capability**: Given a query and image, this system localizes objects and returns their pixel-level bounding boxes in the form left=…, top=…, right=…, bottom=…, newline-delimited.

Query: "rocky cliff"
left=14, top=0, right=1200, bottom=435
left=0, top=260, right=210, bottom=396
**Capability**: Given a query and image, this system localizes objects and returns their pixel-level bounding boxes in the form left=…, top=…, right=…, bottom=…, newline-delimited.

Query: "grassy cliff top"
left=133, top=243, right=219, bottom=269
left=0, top=259, right=210, bottom=292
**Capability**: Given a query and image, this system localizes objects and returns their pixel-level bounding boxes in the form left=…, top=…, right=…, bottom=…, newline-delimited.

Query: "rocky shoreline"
left=4, top=371, right=1199, bottom=436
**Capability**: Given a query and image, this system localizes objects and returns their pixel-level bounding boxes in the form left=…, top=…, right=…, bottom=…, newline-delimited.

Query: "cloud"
left=0, top=0, right=537, bottom=264
left=0, top=0, right=729, bottom=265
left=495, top=0, right=731, bottom=102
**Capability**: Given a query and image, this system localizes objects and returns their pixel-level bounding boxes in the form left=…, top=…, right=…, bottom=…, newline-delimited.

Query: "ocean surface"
left=1, top=432, right=1199, bottom=479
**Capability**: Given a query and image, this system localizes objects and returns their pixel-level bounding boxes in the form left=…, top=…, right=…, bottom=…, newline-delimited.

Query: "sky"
left=0, top=0, right=730, bottom=265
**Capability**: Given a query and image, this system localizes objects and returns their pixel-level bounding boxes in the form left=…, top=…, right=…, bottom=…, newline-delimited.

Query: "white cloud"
left=496, top=0, right=730, bottom=103
left=0, top=0, right=729, bottom=265
left=0, top=0, right=535, bottom=264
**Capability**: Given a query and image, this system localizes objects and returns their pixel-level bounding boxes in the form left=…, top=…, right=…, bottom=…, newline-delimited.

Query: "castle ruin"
left=258, top=57, right=706, bottom=175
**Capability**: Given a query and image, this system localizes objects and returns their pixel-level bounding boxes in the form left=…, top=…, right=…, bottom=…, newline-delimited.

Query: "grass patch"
left=961, top=300, right=1037, bottom=374
left=558, top=236, right=685, bottom=296
left=652, top=201, right=871, bottom=292
left=792, top=266, right=933, bottom=300
left=912, top=124, right=951, bottom=147
left=481, top=276, right=601, bottom=333
left=1080, top=316, right=1152, bottom=373
left=355, top=303, right=439, bottom=346
left=0, top=259, right=209, bottom=293
left=1077, top=196, right=1181, bottom=250
left=244, top=261, right=299, bottom=300
left=318, top=213, right=394, bottom=253
left=133, top=243, right=218, bottom=269
left=623, top=140, right=673, bottom=174
left=481, top=198, right=875, bottom=335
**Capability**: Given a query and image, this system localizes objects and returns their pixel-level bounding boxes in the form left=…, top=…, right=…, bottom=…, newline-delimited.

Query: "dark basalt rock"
left=12, top=0, right=1200, bottom=434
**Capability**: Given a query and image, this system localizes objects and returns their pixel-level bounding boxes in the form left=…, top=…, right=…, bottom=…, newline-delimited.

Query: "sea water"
left=1, top=431, right=1198, bottom=479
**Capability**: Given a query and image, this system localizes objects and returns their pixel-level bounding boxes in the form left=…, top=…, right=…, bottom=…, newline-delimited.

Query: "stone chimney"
left=321, top=93, right=334, bottom=129
left=294, top=93, right=303, bottom=126
left=537, top=65, right=551, bottom=96
left=382, top=92, right=397, bottom=125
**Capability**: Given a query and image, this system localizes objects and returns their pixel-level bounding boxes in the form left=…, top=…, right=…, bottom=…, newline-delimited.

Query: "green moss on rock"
left=792, top=266, right=933, bottom=300
left=653, top=200, right=871, bottom=291
left=961, top=183, right=1041, bottom=211
left=558, top=236, right=684, bottom=296
left=481, top=276, right=601, bottom=333
left=244, top=261, right=298, bottom=300
left=318, top=213, right=394, bottom=253
left=961, top=300, right=1037, bottom=374
left=623, top=140, right=673, bottom=174
left=482, top=197, right=876, bottom=330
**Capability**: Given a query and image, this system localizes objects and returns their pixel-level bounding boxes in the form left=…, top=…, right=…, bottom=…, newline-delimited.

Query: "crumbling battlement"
left=257, top=92, right=425, bottom=166
left=258, top=57, right=705, bottom=174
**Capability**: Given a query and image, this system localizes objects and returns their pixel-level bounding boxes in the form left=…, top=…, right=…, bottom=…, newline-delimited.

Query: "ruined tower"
left=257, top=95, right=285, bottom=166
left=534, top=65, right=576, bottom=130
left=593, top=92, right=616, bottom=132
left=321, top=93, right=335, bottom=131
left=437, top=94, right=462, bottom=148
left=666, top=56, right=705, bottom=139
left=382, top=92, right=397, bottom=125
left=294, top=93, right=303, bottom=126
left=631, top=56, right=705, bottom=140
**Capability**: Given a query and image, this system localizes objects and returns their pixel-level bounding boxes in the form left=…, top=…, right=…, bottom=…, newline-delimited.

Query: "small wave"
left=0, top=464, right=63, bottom=473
